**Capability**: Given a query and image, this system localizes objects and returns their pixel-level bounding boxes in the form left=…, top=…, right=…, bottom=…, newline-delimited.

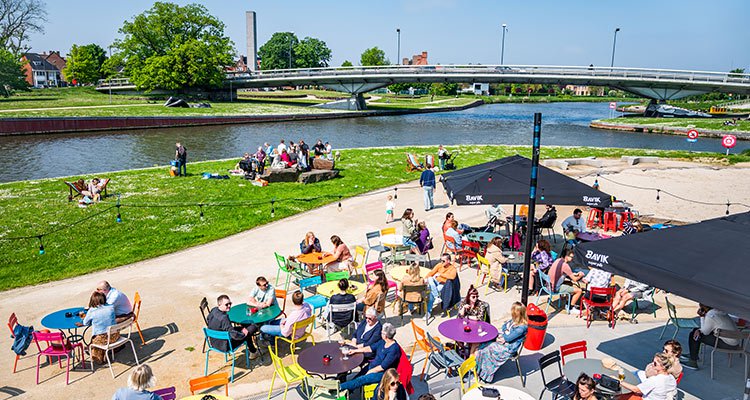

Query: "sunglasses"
left=259, top=284, right=268, bottom=289
left=224, top=302, right=232, bottom=307
left=389, top=382, right=398, bottom=387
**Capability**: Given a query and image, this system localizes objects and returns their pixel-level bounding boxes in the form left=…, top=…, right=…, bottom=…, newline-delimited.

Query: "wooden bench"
left=64, top=178, right=110, bottom=201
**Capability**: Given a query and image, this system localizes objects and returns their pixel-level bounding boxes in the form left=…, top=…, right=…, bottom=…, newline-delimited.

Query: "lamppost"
left=107, top=45, right=112, bottom=104
left=396, top=28, right=401, bottom=65
left=288, top=31, right=294, bottom=69
left=500, top=23, right=508, bottom=65
left=610, top=27, right=620, bottom=69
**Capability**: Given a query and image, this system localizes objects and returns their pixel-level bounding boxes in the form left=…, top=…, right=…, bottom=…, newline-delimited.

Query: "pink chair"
left=365, top=261, right=397, bottom=290
left=153, top=386, right=177, bottom=400
left=33, top=331, right=84, bottom=385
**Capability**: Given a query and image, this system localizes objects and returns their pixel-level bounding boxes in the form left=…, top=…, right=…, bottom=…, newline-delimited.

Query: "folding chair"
left=88, top=318, right=140, bottom=378
left=33, top=331, right=84, bottom=385
left=189, top=372, right=229, bottom=396
left=659, top=296, right=700, bottom=339
left=203, top=328, right=250, bottom=382
left=560, top=340, right=587, bottom=365
left=538, top=350, right=576, bottom=400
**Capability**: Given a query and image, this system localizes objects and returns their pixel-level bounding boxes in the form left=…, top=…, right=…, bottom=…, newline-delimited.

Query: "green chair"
left=305, top=375, right=347, bottom=400
left=630, top=287, right=658, bottom=323
left=324, top=271, right=350, bottom=282
left=275, top=252, right=294, bottom=291
left=659, top=296, right=700, bottom=339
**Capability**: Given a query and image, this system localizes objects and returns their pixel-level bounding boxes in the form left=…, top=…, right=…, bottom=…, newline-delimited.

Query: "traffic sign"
left=609, top=102, right=617, bottom=109
left=722, top=135, right=737, bottom=149
left=687, top=129, right=699, bottom=140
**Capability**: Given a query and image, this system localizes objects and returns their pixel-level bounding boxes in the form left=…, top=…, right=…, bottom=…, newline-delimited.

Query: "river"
left=1, top=102, right=747, bottom=183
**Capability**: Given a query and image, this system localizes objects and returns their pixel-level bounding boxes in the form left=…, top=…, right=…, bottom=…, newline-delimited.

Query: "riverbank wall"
left=0, top=100, right=482, bottom=136
left=590, top=120, right=750, bottom=140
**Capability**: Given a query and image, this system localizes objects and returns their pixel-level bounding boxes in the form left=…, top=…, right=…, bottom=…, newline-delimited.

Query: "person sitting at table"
left=457, top=285, right=490, bottom=355
left=397, top=264, right=426, bottom=314
left=248, top=276, right=277, bottom=309
left=401, top=208, right=421, bottom=255
left=415, top=221, right=433, bottom=254
left=207, top=294, right=259, bottom=360
left=683, top=304, right=741, bottom=370
left=444, top=220, right=463, bottom=252
left=442, top=212, right=469, bottom=235
left=358, top=269, right=388, bottom=315
left=618, top=353, right=676, bottom=400
left=341, top=307, right=383, bottom=363
left=562, top=208, right=587, bottom=234
left=325, top=235, right=353, bottom=273
left=548, top=249, right=585, bottom=315
left=573, top=373, right=598, bottom=400
left=76, top=291, right=116, bottom=364
left=323, top=278, right=356, bottom=333
left=425, top=253, right=458, bottom=318
left=529, top=239, right=554, bottom=291
left=260, top=291, right=312, bottom=342
left=611, top=278, right=651, bottom=319
left=485, top=237, right=508, bottom=290
left=111, top=364, right=162, bottom=400
left=340, top=323, right=402, bottom=392
left=375, top=368, right=408, bottom=400
left=476, top=302, right=528, bottom=383
left=640, top=340, right=683, bottom=381
left=622, top=217, right=644, bottom=235
left=299, top=231, right=321, bottom=254
left=537, top=204, right=557, bottom=227
left=96, top=280, right=133, bottom=323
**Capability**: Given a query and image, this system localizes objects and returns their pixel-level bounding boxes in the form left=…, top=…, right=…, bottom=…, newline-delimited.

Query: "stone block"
left=621, top=156, right=659, bottom=165
left=260, top=168, right=300, bottom=183
left=312, top=158, right=335, bottom=170
left=542, top=160, right=569, bottom=170
left=298, top=169, right=340, bottom=184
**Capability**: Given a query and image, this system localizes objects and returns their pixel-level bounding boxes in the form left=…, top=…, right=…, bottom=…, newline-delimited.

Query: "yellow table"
left=179, top=395, right=232, bottom=400
left=389, top=265, right=431, bottom=281
left=316, top=280, right=366, bottom=297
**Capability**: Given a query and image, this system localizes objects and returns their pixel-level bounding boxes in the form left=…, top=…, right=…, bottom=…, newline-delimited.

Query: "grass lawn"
left=598, top=117, right=750, bottom=133
left=0, top=86, right=160, bottom=110
left=1, top=145, right=747, bottom=292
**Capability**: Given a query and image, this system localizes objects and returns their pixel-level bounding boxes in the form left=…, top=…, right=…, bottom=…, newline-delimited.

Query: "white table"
left=461, top=385, right=535, bottom=400
left=380, top=233, right=405, bottom=247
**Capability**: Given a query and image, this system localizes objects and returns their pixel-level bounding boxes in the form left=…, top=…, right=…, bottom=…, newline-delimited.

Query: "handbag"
left=598, top=374, right=621, bottom=392
left=480, top=387, right=500, bottom=398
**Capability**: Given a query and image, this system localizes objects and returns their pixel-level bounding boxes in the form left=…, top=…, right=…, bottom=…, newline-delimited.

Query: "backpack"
left=11, top=323, right=34, bottom=356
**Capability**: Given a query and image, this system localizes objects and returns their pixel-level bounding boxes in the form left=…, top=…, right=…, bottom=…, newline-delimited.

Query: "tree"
left=63, top=44, right=107, bottom=85
left=258, top=32, right=298, bottom=70
left=294, top=37, right=331, bottom=68
left=341, top=60, right=353, bottom=67
left=729, top=68, right=746, bottom=78
left=0, top=48, right=28, bottom=95
left=0, top=0, right=46, bottom=54
left=429, top=83, right=458, bottom=96
left=113, top=2, right=234, bottom=91
left=360, top=47, right=389, bottom=66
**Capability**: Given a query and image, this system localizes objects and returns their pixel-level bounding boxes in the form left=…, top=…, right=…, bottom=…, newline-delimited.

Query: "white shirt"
left=700, top=309, right=740, bottom=346
left=276, top=143, right=287, bottom=154
left=105, top=287, right=132, bottom=316
left=584, top=268, right=612, bottom=288
left=561, top=215, right=586, bottom=233
left=386, top=200, right=395, bottom=212
left=637, top=373, right=676, bottom=400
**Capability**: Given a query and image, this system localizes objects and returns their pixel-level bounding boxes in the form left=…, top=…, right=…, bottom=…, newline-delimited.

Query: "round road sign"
left=722, top=135, right=737, bottom=149
left=687, top=129, right=699, bottom=140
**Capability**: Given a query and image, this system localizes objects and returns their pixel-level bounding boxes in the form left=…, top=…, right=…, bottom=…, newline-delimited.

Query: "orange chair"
left=132, top=291, right=146, bottom=345
left=442, top=235, right=460, bottom=257
left=410, top=320, right=442, bottom=380
left=276, top=289, right=288, bottom=317
left=189, top=372, right=229, bottom=396
left=560, top=340, right=588, bottom=365
left=8, top=313, right=20, bottom=373
left=586, top=209, right=602, bottom=229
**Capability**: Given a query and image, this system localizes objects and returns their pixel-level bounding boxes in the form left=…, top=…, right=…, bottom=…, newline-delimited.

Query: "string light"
left=540, top=188, right=545, bottom=201
left=37, top=235, right=45, bottom=255
left=656, top=189, right=660, bottom=202
left=726, top=201, right=731, bottom=215
left=199, top=203, right=204, bottom=220
left=116, top=195, right=122, bottom=223
left=488, top=173, right=493, bottom=182
left=393, top=187, right=398, bottom=200
left=337, top=196, right=342, bottom=212
left=270, top=198, right=276, bottom=218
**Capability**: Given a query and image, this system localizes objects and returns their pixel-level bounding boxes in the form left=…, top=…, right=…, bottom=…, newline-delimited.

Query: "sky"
left=28, top=0, right=750, bottom=72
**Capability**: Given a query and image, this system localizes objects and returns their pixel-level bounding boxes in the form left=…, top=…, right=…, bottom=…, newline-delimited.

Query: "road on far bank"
left=591, top=118, right=750, bottom=140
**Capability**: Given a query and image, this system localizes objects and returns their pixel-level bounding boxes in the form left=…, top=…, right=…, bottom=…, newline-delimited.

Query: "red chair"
left=457, top=240, right=480, bottom=271
left=580, top=287, right=617, bottom=329
left=586, top=209, right=602, bottom=229
left=676, top=371, right=683, bottom=385
left=560, top=340, right=588, bottom=365
left=8, top=313, right=20, bottom=373
left=618, top=211, right=634, bottom=231
left=32, top=331, right=84, bottom=385
left=603, top=211, right=618, bottom=232
left=152, top=386, right=177, bottom=400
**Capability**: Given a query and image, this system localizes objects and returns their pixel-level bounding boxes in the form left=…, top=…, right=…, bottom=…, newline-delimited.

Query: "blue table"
left=41, top=307, right=89, bottom=347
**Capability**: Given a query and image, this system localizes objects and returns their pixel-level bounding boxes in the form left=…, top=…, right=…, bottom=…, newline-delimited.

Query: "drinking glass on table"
left=340, top=345, right=349, bottom=360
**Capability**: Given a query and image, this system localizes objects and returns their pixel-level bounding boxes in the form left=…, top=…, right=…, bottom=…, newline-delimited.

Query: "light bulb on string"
left=116, top=194, right=122, bottom=223
left=337, top=196, right=342, bottom=212
left=488, top=173, right=493, bottom=182
left=540, top=188, right=545, bottom=201
left=656, top=189, right=660, bottom=202
left=199, top=203, right=204, bottom=220
left=393, top=187, right=398, bottom=200
left=37, top=235, right=45, bottom=255
left=270, top=198, right=276, bottom=218
left=726, top=201, right=731, bottom=215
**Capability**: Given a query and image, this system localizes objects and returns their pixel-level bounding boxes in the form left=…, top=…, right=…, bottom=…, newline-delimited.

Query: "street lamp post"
left=288, top=31, right=294, bottom=69
left=610, top=27, right=620, bottom=69
left=396, top=28, right=401, bottom=65
left=500, top=24, right=508, bottom=65
left=107, top=45, right=112, bottom=104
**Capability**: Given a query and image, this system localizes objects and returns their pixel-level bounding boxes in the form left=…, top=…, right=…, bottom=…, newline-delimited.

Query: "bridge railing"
left=96, top=78, right=134, bottom=88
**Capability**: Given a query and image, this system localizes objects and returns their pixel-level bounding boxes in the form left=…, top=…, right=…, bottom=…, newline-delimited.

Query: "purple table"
left=437, top=318, right=498, bottom=344
left=296, top=341, right=364, bottom=376
left=576, top=232, right=612, bottom=242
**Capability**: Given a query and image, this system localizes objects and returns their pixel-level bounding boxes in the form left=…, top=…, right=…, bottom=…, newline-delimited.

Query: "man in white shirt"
left=96, top=280, right=133, bottom=322
left=276, top=139, right=287, bottom=155
left=620, top=353, right=677, bottom=400
left=561, top=208, right=587, bottom=234
left=683, top=304, right=741, bottom=369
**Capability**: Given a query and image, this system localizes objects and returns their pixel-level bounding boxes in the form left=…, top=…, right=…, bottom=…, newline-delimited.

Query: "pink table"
left=438, top=318, right=498, bottom=344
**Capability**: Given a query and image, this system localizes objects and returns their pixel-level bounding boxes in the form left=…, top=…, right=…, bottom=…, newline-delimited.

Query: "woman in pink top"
left=325, top=235, right=353, bottom=273
left=260, top=291, right=312, bottom=340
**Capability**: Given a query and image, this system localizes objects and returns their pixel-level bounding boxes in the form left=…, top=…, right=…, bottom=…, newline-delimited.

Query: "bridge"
left=98, top=65, right=750, bottom=110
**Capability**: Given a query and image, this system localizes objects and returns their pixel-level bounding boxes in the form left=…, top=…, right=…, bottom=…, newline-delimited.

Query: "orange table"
left=297, top=252, right=337, bottom=265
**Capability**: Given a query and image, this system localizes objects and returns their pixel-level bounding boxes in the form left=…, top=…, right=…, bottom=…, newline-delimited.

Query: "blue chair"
left=298, top=276, right=328, bottom=327
left=203, top=328, right=249, bottom=382
left=425, top=332, right=463, bottom=379
left=365, top=231, right=389, bottom=264
left=535, top=270, right=571, bottom=314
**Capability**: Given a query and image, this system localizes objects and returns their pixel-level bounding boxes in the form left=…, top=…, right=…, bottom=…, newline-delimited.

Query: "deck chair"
left=406, top=153, right=424, bottom=171
left=64, top=180, right=87, bottom=202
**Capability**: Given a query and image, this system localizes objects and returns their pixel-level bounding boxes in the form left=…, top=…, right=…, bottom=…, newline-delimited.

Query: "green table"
left=465, top=232, right=503, bottom=243
left=228, top=303, right=281, bottom=325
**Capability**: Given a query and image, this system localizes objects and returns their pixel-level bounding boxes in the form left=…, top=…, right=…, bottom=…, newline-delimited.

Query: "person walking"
left=175, top=142, right=187, bottom=177
left=419, top=167, right=436, bottom=212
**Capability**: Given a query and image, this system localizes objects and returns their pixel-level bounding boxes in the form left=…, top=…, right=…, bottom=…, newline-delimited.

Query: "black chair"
left=538, top=350, right=576, bottom=400
left=535, top=214, right=558, bottom=243
left=199, top=297, right=210, bottom=353
left=511, top=336, right=527, bottom=387
left=399, top=284, right=428, bottom=324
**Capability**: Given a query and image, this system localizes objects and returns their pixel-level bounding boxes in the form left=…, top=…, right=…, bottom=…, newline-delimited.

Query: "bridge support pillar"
left=351, top=93, right=366, bottom=110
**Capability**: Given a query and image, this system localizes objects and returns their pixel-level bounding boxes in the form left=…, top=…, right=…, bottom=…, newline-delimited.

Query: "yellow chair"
left=380, top=227, right=396, bottom=235
left=476, top=254, right=507, bottom=294
left=269, top=346, right=308, bottom=400
left=459, top=355, right=480, bottom=394
left=275, top=315, right=316, bottom=359
left=518, top=205, right=529, bottom=218
left=132, top=291, right=146, bottom=345
left=351, top=245, right=366, bottom=278
left=363, top=383, right=378, bottom=400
